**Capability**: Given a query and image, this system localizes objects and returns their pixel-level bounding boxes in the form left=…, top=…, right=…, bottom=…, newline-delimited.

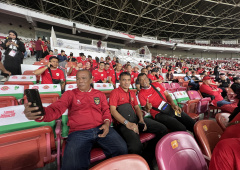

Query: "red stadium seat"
left=0, top=96, right=18, bottom=108
left=215, top=113, right=230, bottom=131
left=225, top=87, right=237, bottom=102
left=66, top=62, right=77, bottom=68
left=182, top=99, right=200, bottom=120
left=178, top=78, right=184, bottom=86
left=23, top=93, right=60, bottom=104
left=4, top=81, right=34, bottom=91
left=0, top=126, right=56, bottom=170
left=194, top=120, right=223, bottom=158
left=170, top=83, right=187, bottom=91
left=90, top=154, right=150, bottom=170
left=66, top=81, right=76, bottom=84
left=161, top=83, right=177, bottom=92
left=155, top=132, right=208, bottom=170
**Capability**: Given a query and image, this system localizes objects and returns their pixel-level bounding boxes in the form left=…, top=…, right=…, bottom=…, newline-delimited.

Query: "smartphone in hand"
left=25, top=89, right=45, bottom=116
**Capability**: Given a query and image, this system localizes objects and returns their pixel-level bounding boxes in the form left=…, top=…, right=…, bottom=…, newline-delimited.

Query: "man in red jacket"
left=200, top=76, right=231, bottom=107
left=23, top=70, right=127, bottom=170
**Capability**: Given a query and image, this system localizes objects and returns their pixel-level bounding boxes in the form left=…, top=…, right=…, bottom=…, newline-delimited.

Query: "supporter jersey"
left=105, top=68, right=114, bottom=78
left=111, top=70, right=123, bottom=84
left=69, top=68, right=80, bottom=76
left=148, top=74, right=157, bottom=81
left=45, top=55, right=54, bottom=60
left=130, top=72, right=137, bottom=84
left=39, top=66, right=65, bottom=84
left=109, top=86, right=138, bottom=111
left=162, top=68, right=168, bottom=73
left=138, top=82, right=167, bottom=118
left=92, top=69, right=107, bottom=83
left=158, top=75, right=164, bottom=81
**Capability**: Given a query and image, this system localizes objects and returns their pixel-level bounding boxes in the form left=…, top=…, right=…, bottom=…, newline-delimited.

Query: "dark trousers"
left=62, top=126, right=127, bottom=170
left=229, top=100, right=240, bottom=122
left=116, top=117, right=168, bottom=155
left=189, top=82, right=199, bottom=90
left=36, top=50, right=43, bottom=61
left=155, top=111, right=195, bottom=132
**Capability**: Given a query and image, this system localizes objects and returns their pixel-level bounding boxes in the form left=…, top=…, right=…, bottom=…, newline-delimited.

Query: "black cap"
left=233, top=77, right=240, bottom=82
left=220, top=73, right=225, bottom=76
left=151, top=68, right=158, bottom=73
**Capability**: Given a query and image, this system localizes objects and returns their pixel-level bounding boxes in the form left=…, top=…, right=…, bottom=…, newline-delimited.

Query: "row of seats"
left=0, top=113, right=230, bottom=170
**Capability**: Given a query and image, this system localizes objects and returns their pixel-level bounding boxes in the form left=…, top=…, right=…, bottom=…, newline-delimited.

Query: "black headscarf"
left=8, top=30, right=18, bottom=39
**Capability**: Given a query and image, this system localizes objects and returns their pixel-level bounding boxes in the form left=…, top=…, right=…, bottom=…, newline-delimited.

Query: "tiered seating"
left=4, top=81, right=34, bottom=91
left=155, top=132, right=208, bottom=170
left=160, top=83, right=177, bottom=93
left=23, top=93, right=60, bottom=104
left=170, top=82, right=187, bottom=91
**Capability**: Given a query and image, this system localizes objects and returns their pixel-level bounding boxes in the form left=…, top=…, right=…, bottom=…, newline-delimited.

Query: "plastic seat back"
left=33, top=61, right=48, bottom=65
left=23, top=93, right=60, bottom=104
left=198, top=97, right=211, bottom=114
left=90, top=154, right=150, bottom=170
left=0, top=96, right=18, bottom=108
left=171, top=83, right=180, bottom=89
left=225, top=87, right=237, bottom=101
left=187, top=90, right=202, bottom=100
left=0, top=126, right=56, bottom=170
left=161, top=83, right=171, bottom=90
left=215, top=113, right=230, bottom=130
left=23, top=70, right=40, bottom=83
left=155, top=132, right=208, bottom=170
left=194, top=120, right=223, bottom=158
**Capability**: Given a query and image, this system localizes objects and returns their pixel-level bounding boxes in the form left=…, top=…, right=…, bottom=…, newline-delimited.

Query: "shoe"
left=0, top=77, right=7, bottom=82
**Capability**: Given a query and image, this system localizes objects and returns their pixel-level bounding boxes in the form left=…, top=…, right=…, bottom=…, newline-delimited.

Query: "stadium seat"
left=0, top=126, right=56, bottom=170
left=187, top=90, right=211, bottom=118
left=66, top=81, right=76, bottom=84
left=4, top=81, right=34, bottom=91
left=225, top=87, right=237, bottom=102
left=66, top=62, right=77, bottom=68
left=161, top=83, right=176, bottom=92
left=0, top=96, right=18, bottom=108
left=194, top=120, right=223, bottom=158
left=215, top=113, right=230, bottom=130
left=170, top=83, right=187, bottom=91
left=182, top=99, right=200, bottom=120
left=23, top=93, right=60, bottom=104
left=90, top=154, right=150, bottom=170
left=155, top=131, right=208, bottom=170
left=23, top=70, right=40, bottom=83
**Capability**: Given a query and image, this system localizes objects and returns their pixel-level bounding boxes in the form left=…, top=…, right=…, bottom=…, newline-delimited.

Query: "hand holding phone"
left=25, top=89, right=45, bottom=116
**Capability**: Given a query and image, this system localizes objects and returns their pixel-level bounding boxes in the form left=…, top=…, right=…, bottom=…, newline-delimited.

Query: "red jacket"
left=199, top=83, right=223, bottom=106
left=38, top=88, right=112, bottom=133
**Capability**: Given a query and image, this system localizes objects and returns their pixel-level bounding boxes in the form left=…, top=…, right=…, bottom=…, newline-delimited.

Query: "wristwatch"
left=123, top=119, right=129, bottom=126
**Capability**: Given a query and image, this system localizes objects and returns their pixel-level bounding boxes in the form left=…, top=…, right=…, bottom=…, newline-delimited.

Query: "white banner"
left=94, top=83, right=114, bottom=91
left=29, top=84, right=61, bottom=95
left=66, top=76, right=76, bottom=82
left=8, top=75, right=36, bottom=83
left=0, top=85, right=24, bottom=99
left=65, top=84, right=78, bottom=91
left=173, top=91, right=189, bottom=99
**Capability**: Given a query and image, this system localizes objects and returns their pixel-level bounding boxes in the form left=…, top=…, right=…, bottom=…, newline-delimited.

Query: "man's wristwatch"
left=123, top=119, right=129, bottom=126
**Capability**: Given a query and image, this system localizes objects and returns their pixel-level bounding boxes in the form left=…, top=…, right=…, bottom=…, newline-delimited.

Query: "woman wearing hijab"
left=1, top=30, right=25, bottom=81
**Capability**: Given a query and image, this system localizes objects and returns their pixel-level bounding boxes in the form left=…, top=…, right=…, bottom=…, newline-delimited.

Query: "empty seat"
left=215, top=113, right=231, bottom=130
left=171, top=83, right=187, bottom=91
left=194, top=120, right=223, bottom=158
left=182, top=99, right=200, bottom=120
left=0, top=96, right=18, bottom=108
left=155, top=131, right=208, bottom=170
left=0, top=126, right=56, bottom=170
left=90, top=154, right=150, bottom=170
left=225, top=87, right=237, bottom=102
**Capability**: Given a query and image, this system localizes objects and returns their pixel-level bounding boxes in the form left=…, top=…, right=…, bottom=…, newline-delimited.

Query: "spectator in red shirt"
left=104, top=63, right=114, bottom=81
left=109, top=63, right=123, bottom=85
left=35, top=37, right=44, bottom=61
left=77, top=55, right=88, bottom=66
left=162, top=65, right=168, bottom=73
left=148, top=68, right=161, bottom=83
left=67, top=62, right=83, bottom=76
left=92, top=62, right=107, bottom=83
left=23, top=70, right=127, bottom=170
left=200, top=76, right=231, bottom=107
left=126, top=65, right=137, bottom=84
left=109, top=72, right=168, bottom=166
left=45, top=50, right=54, bottom=60
left=137, top=73, right=195, bottom=132
left=34, top=56, right=65, bottom=91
